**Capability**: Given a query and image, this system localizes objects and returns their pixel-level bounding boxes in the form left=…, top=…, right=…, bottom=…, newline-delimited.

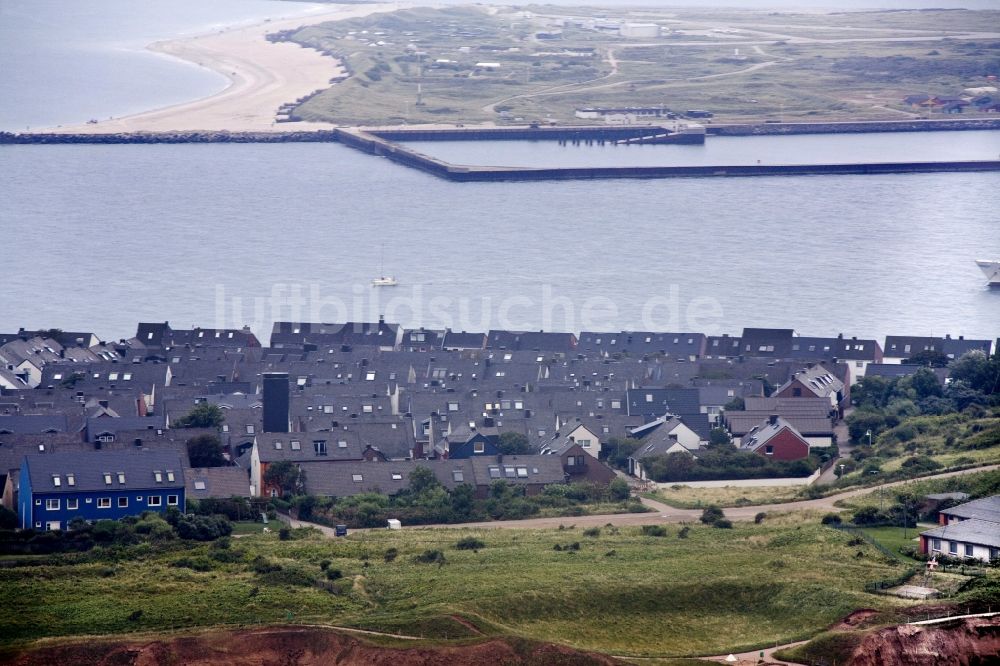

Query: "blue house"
left=18, top=450, right=185, bottom=531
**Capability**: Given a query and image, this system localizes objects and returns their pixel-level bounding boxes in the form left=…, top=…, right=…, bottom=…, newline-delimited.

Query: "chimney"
left=262, top=372, right=290, bottom=433
left=769, top=414, right=779, bottom=426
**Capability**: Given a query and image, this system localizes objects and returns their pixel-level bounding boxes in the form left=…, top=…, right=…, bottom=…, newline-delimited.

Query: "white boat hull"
left=976, top=259, right=1000, bottom=286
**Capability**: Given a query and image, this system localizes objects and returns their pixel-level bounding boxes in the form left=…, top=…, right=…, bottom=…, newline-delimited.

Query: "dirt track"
left=282, top=465, right=999, bottom=534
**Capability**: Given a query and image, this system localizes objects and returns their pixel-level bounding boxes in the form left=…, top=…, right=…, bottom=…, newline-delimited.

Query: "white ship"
left=372, top=245, right=398, bottom=287
left=976, top=259, right=1000, bottom=286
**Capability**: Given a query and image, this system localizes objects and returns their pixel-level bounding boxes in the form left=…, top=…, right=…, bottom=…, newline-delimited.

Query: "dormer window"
left=104, top=473, right=112, bottom=485
left=365, top=372, right=376, bottom=381
left=52, top=475, right=61, bottom=487
left=274, top=441, right=283, bottom=450
left=246, top=425, right=255, bottom=434
left=108, top=373, right=119, bottom=381
left=290, top=440, right=300, bottom=450
left=194, top=481, right=206, bottom=490
left=338, top=440, right=347, bottom=448
left=352, top=474, right=363, bottom=482
left=123, top=373, right=132, bottom=381
left=314, top=440, right=327, bottom=456
left=166, top=471, right=175, bottom=482
left=391, top=473, right=403, bottom=481
left=154, top=471, right=163, bottom=483
left=66, top=474, right=75, bottom=486
left=117, top=472, right=126, bottom=484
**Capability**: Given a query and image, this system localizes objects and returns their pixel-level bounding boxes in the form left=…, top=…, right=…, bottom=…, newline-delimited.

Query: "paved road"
left=282, top=465, right=998, bottom=534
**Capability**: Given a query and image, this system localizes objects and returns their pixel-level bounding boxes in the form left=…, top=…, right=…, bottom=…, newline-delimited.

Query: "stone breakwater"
left=0, top=131, right=340, bottom=144
left=708, top=118, right=1000, bottom=136
left=4, top=121, right=999, bottom=183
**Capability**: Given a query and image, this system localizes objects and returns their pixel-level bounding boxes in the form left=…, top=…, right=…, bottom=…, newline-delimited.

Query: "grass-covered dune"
left=0, top=514, right=910, bottom=659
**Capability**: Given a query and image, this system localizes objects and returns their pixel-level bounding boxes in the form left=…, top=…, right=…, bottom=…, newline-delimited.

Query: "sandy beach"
left=45, top=3, right=398, bottom=133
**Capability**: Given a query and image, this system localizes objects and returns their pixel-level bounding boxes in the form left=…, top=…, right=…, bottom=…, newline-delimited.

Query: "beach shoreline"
left=40, top=3, right=398, bottom=134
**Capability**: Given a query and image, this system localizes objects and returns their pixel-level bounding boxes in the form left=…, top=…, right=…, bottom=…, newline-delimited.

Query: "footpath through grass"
left=0, top=517, right=909, bottom=658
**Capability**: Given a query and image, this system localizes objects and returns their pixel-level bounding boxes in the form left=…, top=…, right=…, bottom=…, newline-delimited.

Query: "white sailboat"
left=372, top=245, right=398, bottom=287
left=975, top=259, right=1000, bottom=287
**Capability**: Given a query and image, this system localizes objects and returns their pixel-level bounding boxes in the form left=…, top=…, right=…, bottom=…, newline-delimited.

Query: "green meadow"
left=0, top=515, right=911, bottom=658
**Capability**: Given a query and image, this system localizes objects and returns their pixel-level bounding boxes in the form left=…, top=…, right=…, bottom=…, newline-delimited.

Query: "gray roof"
left=921, top=518, right=1000, bottom=549
left=942, top=496, right=1000, bottom=523
left=466, top=454, right=567, bottom=486
left=726, top=413, right=833, bottom=437
left=184, top=467, right=251, bottom=499
left=23, top=450, right=185, bottom=493
left=0, top=414, right=68, bottom=434
left=739, top=416, right=806, bottom=452
left=255, top=432, right=366, bottom=463
left=301, top=459, right=472, bottom=497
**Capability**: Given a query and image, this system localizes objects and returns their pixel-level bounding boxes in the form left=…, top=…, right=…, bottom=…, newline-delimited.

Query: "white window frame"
left=45, top=498, right=60, bottom=511
left=118, top=497, right=128, bottom=508
left=147, top=495, right=162, bottom=507
left=98, top=497, right=111, bottom=509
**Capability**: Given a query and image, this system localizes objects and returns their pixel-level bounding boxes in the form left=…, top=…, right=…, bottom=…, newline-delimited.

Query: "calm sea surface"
left=0, top=0, right=327, bottom=131
left=1, top=1, right=998, bottom=342
left=2, top=142, right=998, bottom=341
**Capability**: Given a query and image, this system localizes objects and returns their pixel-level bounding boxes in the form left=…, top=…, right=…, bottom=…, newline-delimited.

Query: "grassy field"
left=0, top=517, right=911, bottom=658
left=649, top=484, right=807, bottom=509
left=275, top=5, right=1000, bottom=125
left=854, top=525, right=933, bottom=563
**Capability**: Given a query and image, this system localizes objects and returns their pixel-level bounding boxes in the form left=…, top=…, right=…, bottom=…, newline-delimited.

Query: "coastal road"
left=281, top=464, right=998, bottom=534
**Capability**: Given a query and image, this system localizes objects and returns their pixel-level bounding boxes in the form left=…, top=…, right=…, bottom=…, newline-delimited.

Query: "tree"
left=709, top=427, right=732, bottom=447
left=172, top=403, right=224, bottom=429
left=264, top=461, right=305, bottom=497
left=910, top=367, right=943, bottom=400
left=186, top=434, right=226, bottom=467
left=608, top=478, right=630, bottom=502
left=408, top=466, right=441, bottom=495
left=722, top=397, right=745, bottom=411
left=0, top=505, right=16, bottom=530
left=949, top=350, right=1000, bottom=395
left=846, top=411, right=886, bottom=443
left=605, top=437, right=642, bottom=470
left=903, top=350, right=950, bottom=367
left=498, top=431, right=532, bottom=455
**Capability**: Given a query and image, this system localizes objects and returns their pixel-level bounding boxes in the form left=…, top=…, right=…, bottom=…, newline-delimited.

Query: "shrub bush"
left=713, top=519, right=733, bottom=529
left=678, top=526, right=690, bottom=539
left=821, top=513, right=843, bottom=525
left=455, top=537, right=485, bottom=550
left=700, top=506, right=725, bottom=524
left=754, top=512, right=767, bottom=524
left=582, top=527, right=601, bottom=538
left=172, top=556, right=213, bottom=572
left=175, top=514, right=232, bottom=541
left=384, top=547, right=398, bottom=562
left=641, top=525, right=667, bottom=537
left=414, top=549, right=446, bottom=564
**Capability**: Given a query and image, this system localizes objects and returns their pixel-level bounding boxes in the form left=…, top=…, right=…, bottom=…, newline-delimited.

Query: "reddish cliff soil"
left=5, top=626, right=623, bottom=666
left=848, top=616, right=1000, bottom=666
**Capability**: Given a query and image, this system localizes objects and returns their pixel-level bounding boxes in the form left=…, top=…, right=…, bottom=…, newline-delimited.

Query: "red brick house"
left=739, top=415, right=810, bottom=461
